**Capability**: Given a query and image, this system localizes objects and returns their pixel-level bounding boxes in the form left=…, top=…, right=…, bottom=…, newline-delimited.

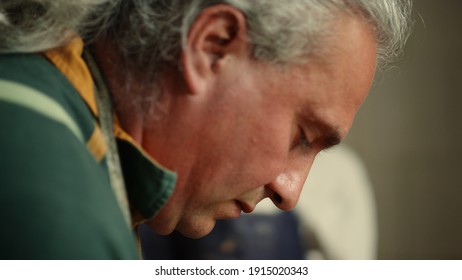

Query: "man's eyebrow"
left=320, top=130, right=341, bottom=151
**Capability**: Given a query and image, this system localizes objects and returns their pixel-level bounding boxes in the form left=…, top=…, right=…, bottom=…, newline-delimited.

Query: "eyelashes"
left=298, top=127, right=312, bottom=150
left=291, top=126, right=312, bottom=152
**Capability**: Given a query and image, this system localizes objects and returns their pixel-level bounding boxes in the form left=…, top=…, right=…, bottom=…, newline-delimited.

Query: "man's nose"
left=265, top=156, right=314, bottom=211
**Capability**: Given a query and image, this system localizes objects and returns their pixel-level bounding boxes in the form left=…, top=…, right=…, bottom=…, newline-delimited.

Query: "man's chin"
left=145, top=209, right=218, bottom=238
left=176, top=219, right=216, bottom=239
left=144, top=220, right=175, bottom=236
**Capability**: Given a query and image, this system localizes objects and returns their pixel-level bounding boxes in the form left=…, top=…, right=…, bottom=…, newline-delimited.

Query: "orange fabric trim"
left=43, top=38, right=144, bottom=156
left=114, top=119, right=144, bottom=153
left=43, top=38, right=106, bottom=162
left=113, top=121, right=163, bottom=166
left=43, top=38, right=98, bottom=116
left=86, top=124, right=107, bottom=162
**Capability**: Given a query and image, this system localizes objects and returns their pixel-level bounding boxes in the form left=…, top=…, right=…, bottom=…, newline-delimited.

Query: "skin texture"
left=96, top=5, right=377, bottom=238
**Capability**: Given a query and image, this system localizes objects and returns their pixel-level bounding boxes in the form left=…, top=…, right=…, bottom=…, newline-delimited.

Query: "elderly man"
left=0, top=1, right=412, bottom=259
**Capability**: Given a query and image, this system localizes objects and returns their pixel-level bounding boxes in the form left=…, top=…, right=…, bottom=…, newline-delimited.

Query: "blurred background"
left=344, top=0, right=462, bottom=259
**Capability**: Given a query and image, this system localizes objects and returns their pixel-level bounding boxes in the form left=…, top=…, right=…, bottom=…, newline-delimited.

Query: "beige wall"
left=345, top=0, right=462, bottom=259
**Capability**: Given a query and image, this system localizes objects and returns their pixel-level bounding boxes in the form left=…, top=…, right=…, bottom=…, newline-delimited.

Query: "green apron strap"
left=83, top=50, right=132, bottom=228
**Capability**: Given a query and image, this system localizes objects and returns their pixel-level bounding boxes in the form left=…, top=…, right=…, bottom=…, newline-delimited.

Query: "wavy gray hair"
left=0, top=0, right=412, bottom=71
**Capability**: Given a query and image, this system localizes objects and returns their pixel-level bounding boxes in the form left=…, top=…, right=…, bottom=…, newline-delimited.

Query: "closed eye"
left=297, top=127, right=312, bottom=151
left=300, top=128, right=311, bottom=148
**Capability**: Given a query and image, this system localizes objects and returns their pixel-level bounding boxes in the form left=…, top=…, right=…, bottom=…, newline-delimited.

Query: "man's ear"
left=181, top=4, right=249, bottom=95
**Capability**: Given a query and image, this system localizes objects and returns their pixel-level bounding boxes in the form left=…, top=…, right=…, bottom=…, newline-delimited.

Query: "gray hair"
left=0, top=0, right=117, bottom=53
left=0, top=0, right=412, bottom=71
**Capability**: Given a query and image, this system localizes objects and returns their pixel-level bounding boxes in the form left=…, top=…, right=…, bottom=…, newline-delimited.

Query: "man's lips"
left=236, top=200, right=255, bottom=213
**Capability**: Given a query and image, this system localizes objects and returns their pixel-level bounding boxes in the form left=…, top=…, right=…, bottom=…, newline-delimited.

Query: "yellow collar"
left=43, top=37, right=160, bottom=163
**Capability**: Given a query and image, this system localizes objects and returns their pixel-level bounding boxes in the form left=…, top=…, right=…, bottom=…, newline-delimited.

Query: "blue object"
left=139, top=211, right=307, bottom=259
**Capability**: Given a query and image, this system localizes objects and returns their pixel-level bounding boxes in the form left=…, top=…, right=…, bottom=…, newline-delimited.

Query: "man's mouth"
left=236, top=200, right=255, bottom=213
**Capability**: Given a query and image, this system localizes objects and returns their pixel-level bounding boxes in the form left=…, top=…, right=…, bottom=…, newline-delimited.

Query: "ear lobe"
left=181, top=5, right=248, bottom=95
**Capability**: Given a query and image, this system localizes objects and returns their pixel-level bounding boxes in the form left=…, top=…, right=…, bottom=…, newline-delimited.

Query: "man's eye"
left=299, top=128, right=311, bottom=149
left=290, top=127, right=312, bottom=151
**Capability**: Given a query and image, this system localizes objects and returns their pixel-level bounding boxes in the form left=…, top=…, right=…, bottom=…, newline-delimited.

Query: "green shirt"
left=0, top=52, right=176, bottom=259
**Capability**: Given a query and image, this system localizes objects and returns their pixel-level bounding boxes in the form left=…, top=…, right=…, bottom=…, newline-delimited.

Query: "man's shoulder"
left=0, top=100, right=138, bottom=259
left=0, top=54, right=138, bottom=259
left=0, top=52, right=95, bottom=139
